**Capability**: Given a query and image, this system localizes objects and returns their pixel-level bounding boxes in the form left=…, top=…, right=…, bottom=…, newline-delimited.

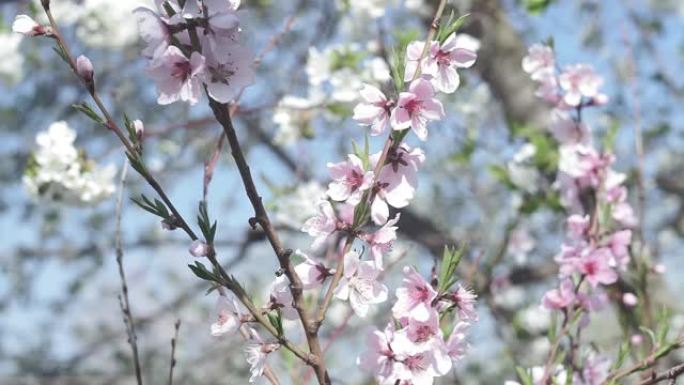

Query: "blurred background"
left=1, top=0, right=684, bottom=384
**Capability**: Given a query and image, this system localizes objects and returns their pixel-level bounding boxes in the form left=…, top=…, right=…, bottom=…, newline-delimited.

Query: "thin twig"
left=115, top=159, right=144, bottom=385
left=167, top=319, right=181, bottom=385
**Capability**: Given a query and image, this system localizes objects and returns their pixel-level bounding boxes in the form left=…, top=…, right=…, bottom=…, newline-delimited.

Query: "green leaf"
left=437, top=13, right=470, bottom=44
left=438, top=244, right=465, bottom=293
left=188, top=261, right=218, bottom=282
left=268, top=311, right=284, bottom=337
left=523, top=0, right=555, bottom=14
left=515, top=366, right=534, bottom=385
left=72, top=102, right=105, bottom=125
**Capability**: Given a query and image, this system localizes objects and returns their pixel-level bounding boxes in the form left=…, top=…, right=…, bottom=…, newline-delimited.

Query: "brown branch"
left=207, top=99, right=328, bottom=385
left=167, top=320, right=181, bottom=385
left=114, top=159, right=144, bottom=385
left=638, top=363, right=684, bottom=385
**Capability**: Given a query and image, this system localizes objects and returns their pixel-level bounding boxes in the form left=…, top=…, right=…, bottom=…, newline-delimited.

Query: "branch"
left=167, top=320, right=181, bottom=385
left=114, top=159, right=144, bottom=385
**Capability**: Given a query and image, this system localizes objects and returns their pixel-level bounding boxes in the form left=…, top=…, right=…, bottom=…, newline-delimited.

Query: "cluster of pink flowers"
left=134, top=0, right=255, bottom=105
left=519, top=44, right=636, bottom=385
left=358, top=267, right=478, bottom=385
left=293, top=32, right=480, bottom=384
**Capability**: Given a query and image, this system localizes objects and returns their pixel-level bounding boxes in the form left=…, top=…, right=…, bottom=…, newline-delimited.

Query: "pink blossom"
left=576, top=354, right=611, bottom=385
left=450, top=284, right=478, bottom=321
left=405, top=34, right=478, bottom=87
left=401, top=313, right=452, bottom=375
left=244, top=328, right=279, bottom=383
left=294, top=250, right=330, bottom=289
left=558, top=64, right=606, bottom=107
left=189, top=240, right=210, bottom=257
left=326, top=154, right=374, bottom=205
left=146, top=46, right=206, bottom=105
left=370, top=144, right=425, bottom=225
left=357, top=323, right=398, bottom=383
left=605, top=229, right=631, bottom=270
left=622, top=292, right=638, bottom=307
left=334, top=250, right=388, bottom=317
left=558, top=144, right=612, bottom=188
left=301, top=200, right=339, bottom=249
left=390, top=78, right=444, bottom=141
left=445, top=322, right=470, bottom=361
left=202, top=0, right=242, bottom=63
left=578, top=248, right=618, bottom=288
left=353, top=84, right=393, bottom=135
left=133, top=7, right=169, bottom=58
left=611, top=202, right=637, bottom=228
left=550, top=108, right=589, bottom=144
left=359, top=214, right=400, bottom=269
left=567, top=214, right=590, bottom=240
left=12, top=15, right=50, bottom=36
left=392, top=266, right=438, bottom=322
left=653, top=263, right=666, bottom=274
left=210, top=293, right=245, bottom=337
left=542, top=278, right=576, bottom=310
left=267, top=275, right=297, bottom=320
left=522, top=44, right=555, bottom=79
left=76, top=55, right=94, bottom=84
left=204, top=43, right=255, bottom=103
left=391, top=330, right=451, bottom=384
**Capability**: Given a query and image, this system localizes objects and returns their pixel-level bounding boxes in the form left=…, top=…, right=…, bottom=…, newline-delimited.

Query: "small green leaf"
left=72, top=102, right=105, bottom=125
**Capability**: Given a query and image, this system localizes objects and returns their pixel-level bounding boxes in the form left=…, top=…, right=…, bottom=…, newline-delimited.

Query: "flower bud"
left=76, top=55, right=94, bottom=90
left=189, top=240, right=210, bottom=258
left=653, top=263, right=666, bottom=275
left=622, top=293, right=637, bottom=307
left=132, top=119, right=144, bottom=138
left=13, top=15, right=50, bottom=37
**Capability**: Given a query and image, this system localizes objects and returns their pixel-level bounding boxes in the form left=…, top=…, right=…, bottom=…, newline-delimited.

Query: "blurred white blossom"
left=0, top=33, right=24, bottom=84
left=23, top=121, right=116, bottom=205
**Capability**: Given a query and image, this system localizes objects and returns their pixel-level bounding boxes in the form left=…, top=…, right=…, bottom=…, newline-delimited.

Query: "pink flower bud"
left=12, top=15, right=50, bottom=36
left=132, top=119, right=144, bottom=137
left=653, top=263, right=666, bottom=274
left=622, top=293, right=638, bottom=307
left=630, top=334, right=643, bottom=346
left=189, top=240, right=210, bottom=258
left=76, top=55, right=94, bottom=84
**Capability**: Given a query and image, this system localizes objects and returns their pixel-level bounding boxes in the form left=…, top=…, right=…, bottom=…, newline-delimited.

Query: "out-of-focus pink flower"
left=392, top=265, right=438, bottom=322
left=550, top=108, right=590, bottom=144
left=326, top=154, right=374, bottom=205
left=445, top=322, right=470, bottom=361
left=301, top=201, right=339, bottom=249
left=294, top=250, right=330, bottom=290
left=576, top=353, right=611, bottom=385
left=146, top=46, right=205, bottom=105
left=567, top=214, right=590, bottom=240
left=133, top=7, right=169, bottom=58
left=522, top=44, right=555, bottom=79
left=578, top=248, right=618, bottom=288
left=653, top=263, right=666, bottom=274
left=611, top=202, right=637, bottom=228
left=353, top=84, right=393, bottom=136
left=606, top=229, right=631, bottom=270
left=542, top=279, right=576, bottom=310
left=244, top=328, right=279, bottom=383
left=559, top=64, right=606, bottom=107
left=211, top=293, right=245, bottom=337
left=12, top=15, right=50, bottom=36
left=622, top=292, right=638, bottom=307
left=390, top=78, right=444, bottom=140
left=357, top=323, right=398, bottom=383
left=189, top=240, right=210, bottom=257
left=631, top=334, right=644, bottom=346
left=334, top=250, right=388, bottom=317
left=204, top=44, right=255, bottom=103
left=450, top=284, right=478, bottom=321
left=267, top=275, right=297, bottom=320
left=359, top=214, right=400, bottom=269
left=76, top=55, right=94, bottom=84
